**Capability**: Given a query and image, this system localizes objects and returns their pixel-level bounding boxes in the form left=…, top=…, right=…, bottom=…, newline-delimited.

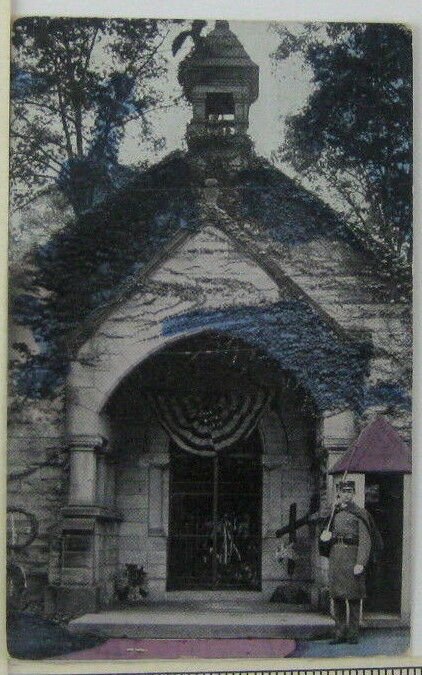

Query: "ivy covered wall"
left=163, top=300, right=373, bottom=413
left=10, top=150, right=411, bottom=410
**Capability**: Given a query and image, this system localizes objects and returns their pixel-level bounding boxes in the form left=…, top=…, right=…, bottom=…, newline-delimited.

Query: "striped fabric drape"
left=147, top=388, right=272, bottom=455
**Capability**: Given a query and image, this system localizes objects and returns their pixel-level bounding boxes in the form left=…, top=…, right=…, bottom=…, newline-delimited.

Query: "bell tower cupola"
left=179, top=20, right=259, bottom=156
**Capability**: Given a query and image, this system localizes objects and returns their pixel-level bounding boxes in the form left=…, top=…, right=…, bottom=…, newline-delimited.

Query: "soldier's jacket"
left=328, top=502, right=372, bottom=599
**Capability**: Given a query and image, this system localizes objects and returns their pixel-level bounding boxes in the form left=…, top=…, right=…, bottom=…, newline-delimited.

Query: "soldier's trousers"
left=332, top=597, right=361, bottom=640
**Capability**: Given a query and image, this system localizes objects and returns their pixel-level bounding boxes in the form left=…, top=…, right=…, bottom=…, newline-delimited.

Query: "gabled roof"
left=330, top=416, right=411, bottom=474
left=68, top=188, right=357, bottom=352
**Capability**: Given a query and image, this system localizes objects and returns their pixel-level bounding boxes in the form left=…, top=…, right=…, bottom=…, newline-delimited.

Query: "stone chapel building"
left=8, top=21, right=412, bottom=626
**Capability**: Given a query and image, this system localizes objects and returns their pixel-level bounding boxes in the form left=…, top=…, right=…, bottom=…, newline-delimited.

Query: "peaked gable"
left=71, top=194, right=359, bottom=352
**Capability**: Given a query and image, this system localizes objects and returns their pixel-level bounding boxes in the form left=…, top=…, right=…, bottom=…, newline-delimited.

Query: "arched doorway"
left=103, top=330, right=319, bottom=599
left=167, top=429, right=262, bottom=590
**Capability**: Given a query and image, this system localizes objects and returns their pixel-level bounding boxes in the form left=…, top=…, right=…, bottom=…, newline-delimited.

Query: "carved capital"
left=68, top=435, right=108, bottom=453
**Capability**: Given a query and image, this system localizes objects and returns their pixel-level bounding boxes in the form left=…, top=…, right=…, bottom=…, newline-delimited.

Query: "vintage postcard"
left=6, top=15, right=413, bottom=664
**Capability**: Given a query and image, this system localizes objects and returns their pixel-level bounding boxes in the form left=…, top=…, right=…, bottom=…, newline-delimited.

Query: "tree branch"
left=16, top=99, right=77, bottom=125
left=10, top=131, right=63, bottom=174
left=131, top=27, right=170, bottom=80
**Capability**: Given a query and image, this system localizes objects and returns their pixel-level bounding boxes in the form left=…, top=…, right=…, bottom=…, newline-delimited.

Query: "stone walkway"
left=56, top=629, right=410, bottom=661
left=57, top=636, right=296, bottom=660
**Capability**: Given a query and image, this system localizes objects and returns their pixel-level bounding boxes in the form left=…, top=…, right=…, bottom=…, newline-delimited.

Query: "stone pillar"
left=322, top=409, right=356, bottom=449
left=262, top=456, right=283, bottom=538
left=68, top=435, right=105, bottom=506
left=147, top=455, right=170, bottom=537
left=54, top=435, right=122, bottom=615
left=105, top=458, right=116, bottom=509
left=96, top=449, right=108, bottom=507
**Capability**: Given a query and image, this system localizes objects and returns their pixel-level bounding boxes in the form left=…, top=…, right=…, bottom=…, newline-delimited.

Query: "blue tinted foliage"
left=163, top=301, right=371, bottom=411
left=236, top=165, right=345, bottom=245
left=12, top=154, right=409, bottom=404
left=12, top=154, right=201, bottom=398
left=11, top=66, right=50, bottom=98
left=57, top=74, right=144, bottom=213
left=364, top=382, right=411, bottom=410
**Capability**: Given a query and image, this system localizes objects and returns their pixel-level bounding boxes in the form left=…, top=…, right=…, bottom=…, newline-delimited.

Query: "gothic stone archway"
left=94, top=332, right=320, bottom=602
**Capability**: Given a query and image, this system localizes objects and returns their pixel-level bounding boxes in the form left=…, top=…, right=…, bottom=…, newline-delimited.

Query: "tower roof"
left=179, top=20, right=259, bottom=103
left=330, top=416, right=411, bottom=474
left=196, top=20, right=257, bottom=67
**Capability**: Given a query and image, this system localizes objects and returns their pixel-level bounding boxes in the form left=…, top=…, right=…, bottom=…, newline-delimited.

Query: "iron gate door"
left=167, top=433, right=262, bottom=590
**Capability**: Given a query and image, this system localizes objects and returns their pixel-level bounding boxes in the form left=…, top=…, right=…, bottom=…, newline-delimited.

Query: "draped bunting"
left=147, top=387, right=272, bottom=455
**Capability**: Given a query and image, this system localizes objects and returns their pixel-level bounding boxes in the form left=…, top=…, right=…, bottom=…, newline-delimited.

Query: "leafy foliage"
left=163, top=301, right=372, bottom=412
left=11, top=154, right=200, bottom=398
left=11, top=152, right=410, bottom=403
left=231, top=161, right=411, bottom=299
left=272, top=23, right=412, bottom=263
left=11, top=17, right=173, bottom=213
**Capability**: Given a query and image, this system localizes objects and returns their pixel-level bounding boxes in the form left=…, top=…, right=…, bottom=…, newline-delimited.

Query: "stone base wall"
left=8, top=409, right=411, bottom=617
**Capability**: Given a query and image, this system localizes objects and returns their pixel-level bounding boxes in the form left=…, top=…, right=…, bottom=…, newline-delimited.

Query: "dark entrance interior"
left=167, top=430, right=262, bottom=590
left=365, top=473, right=403, bottom=613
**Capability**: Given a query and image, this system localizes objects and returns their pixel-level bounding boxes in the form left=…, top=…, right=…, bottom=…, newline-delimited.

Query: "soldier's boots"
left=329, top=632, right=347, bottom=644
left=329, top=632, right=359, bottom=645
left=347, top=635, right=359, bottom=644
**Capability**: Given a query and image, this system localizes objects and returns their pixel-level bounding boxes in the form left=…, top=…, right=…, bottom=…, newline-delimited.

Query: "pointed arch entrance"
left=104, top=330, right=319, bottom=598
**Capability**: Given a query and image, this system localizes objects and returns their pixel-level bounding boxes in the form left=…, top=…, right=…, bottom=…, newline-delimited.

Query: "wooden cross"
left=276, top=501, right=321, bottom=576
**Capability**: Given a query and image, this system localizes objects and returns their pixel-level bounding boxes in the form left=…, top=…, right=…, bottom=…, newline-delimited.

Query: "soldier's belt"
left=334, top=536, right=358, bottom=545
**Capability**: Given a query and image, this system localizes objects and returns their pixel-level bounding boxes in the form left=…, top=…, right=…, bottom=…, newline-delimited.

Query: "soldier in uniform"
left=326, top=480, right=378, bottom=644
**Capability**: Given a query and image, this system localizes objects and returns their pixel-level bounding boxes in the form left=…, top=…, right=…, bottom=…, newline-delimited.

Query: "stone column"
left=147, top=456, right=170, bottom=537
left=57, top=435, right=121, bottom=615
left=262, top=456, right=284, bottom=538
left=104, top=457, right=116, bottom=509
left=68, top=435, right=106, bottom=506
left=96, top=448, right=108, bottom=507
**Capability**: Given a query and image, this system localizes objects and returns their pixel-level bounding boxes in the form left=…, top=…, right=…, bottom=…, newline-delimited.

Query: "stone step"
left=69, top=603, right=334, bottom=639
left=162, top=590, right=264, bottom=602
left=363, top=613, right=408, bottom=629
left=68, top=599, right=407, bottom=641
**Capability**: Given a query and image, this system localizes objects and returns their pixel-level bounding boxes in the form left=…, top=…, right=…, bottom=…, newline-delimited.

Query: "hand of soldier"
left=354, top=564, right=364, bottom=575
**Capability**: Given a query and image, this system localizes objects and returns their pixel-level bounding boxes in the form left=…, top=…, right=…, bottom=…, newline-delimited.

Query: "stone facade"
left=8, top=193, right=412, bottom=619
left=8, top=21, right=411, bottom=622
